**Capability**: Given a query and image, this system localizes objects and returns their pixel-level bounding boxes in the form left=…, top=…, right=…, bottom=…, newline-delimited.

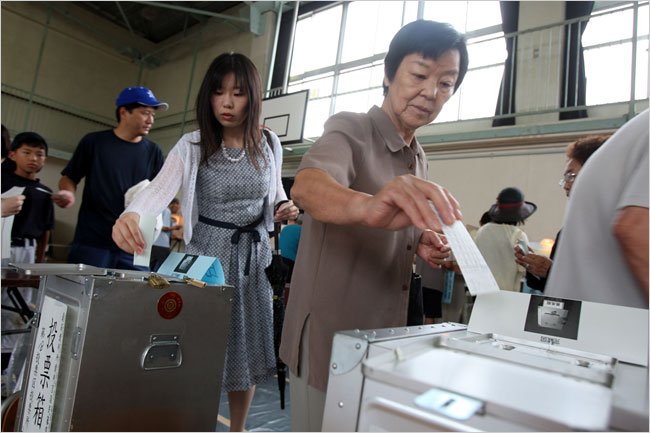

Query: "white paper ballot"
left=442, top=220, right=500, bottom=296
left=133, top=214, right=156, bottom=267
left=2, top=187, right=26, bottom=260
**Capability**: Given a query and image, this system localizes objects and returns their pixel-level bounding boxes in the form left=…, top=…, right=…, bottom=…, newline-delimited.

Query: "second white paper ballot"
left=441, top=220, right=500, bottom=295
left=133, top=214, right=156, bottom=267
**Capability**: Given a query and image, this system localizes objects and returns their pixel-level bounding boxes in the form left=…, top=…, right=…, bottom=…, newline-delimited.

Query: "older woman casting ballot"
left=279, top=20, right=468, bottom=431
left=112, top=53, right=298, bottom=431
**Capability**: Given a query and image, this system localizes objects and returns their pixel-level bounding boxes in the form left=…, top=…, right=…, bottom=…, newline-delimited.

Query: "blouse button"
left=402, top=284, right=409, bottom=291
left=408, top=163, right=414, bottom=170
left=406, top=244, right=412, bottom=251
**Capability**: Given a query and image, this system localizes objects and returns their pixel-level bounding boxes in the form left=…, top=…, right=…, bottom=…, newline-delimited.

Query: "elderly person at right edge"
left=279, top=20, right=468, bottom=431
left=545, top=110, right=649, bottom=309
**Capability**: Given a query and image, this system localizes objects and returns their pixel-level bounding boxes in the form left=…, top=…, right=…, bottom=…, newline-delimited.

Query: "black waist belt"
left=11, top=238, right=36, bottom=247
left=198, top=213, right=264, bottom=276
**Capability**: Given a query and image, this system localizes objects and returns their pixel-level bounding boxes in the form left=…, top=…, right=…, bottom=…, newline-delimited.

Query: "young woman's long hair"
left=195, top=52, right=265, bottom=171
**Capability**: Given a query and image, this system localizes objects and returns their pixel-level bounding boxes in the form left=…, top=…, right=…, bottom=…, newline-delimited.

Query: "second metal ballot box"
left=323, top=291, right=649, bottom=431
left=12, top=263, right=233, bottom=432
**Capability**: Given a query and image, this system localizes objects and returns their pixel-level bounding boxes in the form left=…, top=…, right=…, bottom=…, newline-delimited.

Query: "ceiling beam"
left=133, top=1, right=249, bottom=24
left=115, top=1, right=137, bottom=39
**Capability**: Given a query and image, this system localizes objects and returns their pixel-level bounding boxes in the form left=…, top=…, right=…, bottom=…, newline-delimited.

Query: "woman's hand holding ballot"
left=112, top=212, right=145, bottom=255
left=292, top=170, right=461, bottom=232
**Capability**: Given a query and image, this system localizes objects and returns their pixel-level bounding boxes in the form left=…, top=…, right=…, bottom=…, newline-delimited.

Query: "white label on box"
left=21, top=296, right=67, bottom=432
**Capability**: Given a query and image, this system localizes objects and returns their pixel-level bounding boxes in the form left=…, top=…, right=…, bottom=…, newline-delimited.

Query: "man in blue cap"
left=53, top=87, right=168, bottom=270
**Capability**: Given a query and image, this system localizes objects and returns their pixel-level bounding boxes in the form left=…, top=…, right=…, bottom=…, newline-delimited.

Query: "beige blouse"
left=279, top=106, right=427, bottom=392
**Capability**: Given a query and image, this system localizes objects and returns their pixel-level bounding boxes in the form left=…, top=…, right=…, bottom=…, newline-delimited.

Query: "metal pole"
left=282, top=1, right=300, bottom=94
left=330, top=2, right=348, bottom=117
left=498, top=33, right=508, bottom=116
left=574, top=19, right=581, bottom=107
left=536, top=28, right=542, bottom=111
left=628, top=1, right=639, bottom=118
left=180, top=33, right=202, bottom=136
left=266, top=2, right=284, bottom=93
left=526, top=33, right=533, bottom=113
left=508, top=35, right=516, bottom=117
left=137, top=60, right=144, bottom=86
left=563, top=23, right=571, bottom=109
left=25, top=6, right=52, bottom=130
left=115, top=1, right=137, bottom=39
left=546, top=28, right=552, bottom=109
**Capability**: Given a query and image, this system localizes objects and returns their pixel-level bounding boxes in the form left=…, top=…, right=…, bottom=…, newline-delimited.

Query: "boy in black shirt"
left=1, top=132, right=54, bottom=381
left=1, top=132, right=55, bottom=264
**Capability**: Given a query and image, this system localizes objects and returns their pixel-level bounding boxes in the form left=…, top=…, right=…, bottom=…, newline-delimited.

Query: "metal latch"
left=141, top=334, right=182, bottom=370
left=70, top=326, right=82, bottom=360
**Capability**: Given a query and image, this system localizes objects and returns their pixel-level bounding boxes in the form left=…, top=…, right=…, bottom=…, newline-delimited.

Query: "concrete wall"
left=1, top=2, right=147, bottom=121
left=427, top=143, right=569, bottom=243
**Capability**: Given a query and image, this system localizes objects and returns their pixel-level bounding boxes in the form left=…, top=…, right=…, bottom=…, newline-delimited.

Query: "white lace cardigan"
left=123, top=129, right=288, bottom=245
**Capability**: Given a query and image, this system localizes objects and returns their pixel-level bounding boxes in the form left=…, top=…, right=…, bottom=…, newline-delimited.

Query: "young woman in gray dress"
left=112, top=52, right=299, bottom=431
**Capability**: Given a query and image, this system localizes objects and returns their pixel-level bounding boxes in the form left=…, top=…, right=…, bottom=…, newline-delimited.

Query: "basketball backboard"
left=261, top=90, right=309, bottom=144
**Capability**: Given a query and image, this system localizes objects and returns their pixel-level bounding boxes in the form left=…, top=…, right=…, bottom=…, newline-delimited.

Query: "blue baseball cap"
left=116, top=87, right=168, bottom=111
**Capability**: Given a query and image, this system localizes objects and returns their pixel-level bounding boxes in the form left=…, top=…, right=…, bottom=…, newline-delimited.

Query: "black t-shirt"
left=1, top=172, right=55, bottom=239
left=61, top=130, right=164, bottom=250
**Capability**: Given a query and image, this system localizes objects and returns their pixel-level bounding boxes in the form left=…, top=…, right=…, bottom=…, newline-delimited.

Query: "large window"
left=582, top=2, right=649, bottom=105
left=288, top=1, right=504, bottom=138
left=285, top=1, right=648, bottom=139
left=422, top=1, right=505, bottom=122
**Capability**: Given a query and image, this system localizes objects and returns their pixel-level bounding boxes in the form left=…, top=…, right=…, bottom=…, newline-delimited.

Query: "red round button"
left=157, top=291, right=183, bottom=319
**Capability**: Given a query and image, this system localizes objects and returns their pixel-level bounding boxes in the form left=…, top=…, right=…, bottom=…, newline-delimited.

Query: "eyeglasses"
left=558, top=172, right=577, bottom=188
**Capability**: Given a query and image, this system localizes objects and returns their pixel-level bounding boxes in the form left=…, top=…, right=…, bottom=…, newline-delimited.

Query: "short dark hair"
left=383, top=20, right=469, bottom=97
left=10, top=132, right=48, bottom=155
left=195, top=52, right=264, bottom=171
left=566, top=135, right=610, bottom=166
left=479, top=211, right=492, bottom=226
left=2, top=124, right=10, bottom=159
left=115, top=102, right=154, bottom=123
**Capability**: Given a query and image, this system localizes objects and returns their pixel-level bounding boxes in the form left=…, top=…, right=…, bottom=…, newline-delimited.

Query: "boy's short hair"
left=10, top=132, right=48, bottom=155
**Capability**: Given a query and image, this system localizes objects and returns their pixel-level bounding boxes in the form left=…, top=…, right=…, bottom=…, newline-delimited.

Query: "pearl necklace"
left=221, top=140, right=246, bottom=163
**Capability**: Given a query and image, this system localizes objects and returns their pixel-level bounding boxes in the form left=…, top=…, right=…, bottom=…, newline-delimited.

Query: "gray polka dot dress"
left=186, top=146, right=276, bottom=392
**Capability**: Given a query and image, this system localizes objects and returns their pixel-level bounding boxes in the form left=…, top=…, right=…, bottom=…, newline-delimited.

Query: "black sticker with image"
left=524, top=295, right=582, bottom=340
left=174, top=254, right=199, bottom=274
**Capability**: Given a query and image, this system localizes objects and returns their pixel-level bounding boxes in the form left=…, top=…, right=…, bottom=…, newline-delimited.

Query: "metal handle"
left=141, top=334, right=182, bottom=370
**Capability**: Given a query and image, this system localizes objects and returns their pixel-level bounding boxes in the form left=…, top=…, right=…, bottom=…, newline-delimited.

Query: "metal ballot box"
left=11, top=264, right=233, bottom=431
left=323, top=291, right=649, bottom=431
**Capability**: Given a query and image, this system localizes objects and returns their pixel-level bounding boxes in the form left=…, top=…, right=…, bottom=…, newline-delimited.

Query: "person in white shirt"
left=475, top=187, right=537, bottom=292
left=545, top=110, right=648, bottom=308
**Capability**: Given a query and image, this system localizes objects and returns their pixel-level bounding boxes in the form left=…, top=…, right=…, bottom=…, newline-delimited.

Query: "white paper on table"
left=1, top=186, right=26, bottom=260
left=442, top=220, right=500, bottom=296
left=133, top=214, right=156, bottom=267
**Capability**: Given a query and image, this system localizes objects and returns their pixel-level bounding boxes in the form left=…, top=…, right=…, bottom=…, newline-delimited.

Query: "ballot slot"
left=434, top=333, right=616, bottom=387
